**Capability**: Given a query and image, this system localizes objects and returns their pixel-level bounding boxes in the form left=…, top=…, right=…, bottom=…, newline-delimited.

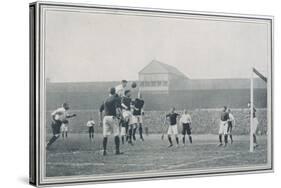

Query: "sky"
left=44, top=8, right=271, bottom=82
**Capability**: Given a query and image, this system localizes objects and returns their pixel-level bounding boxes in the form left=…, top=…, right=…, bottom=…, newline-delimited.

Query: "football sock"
left=253, top=134, right=257, bottom=144
left=219, top=134, right=222, bottom=143
left=133, top=127, right=137, bottom=140
left=103, top=137, right=108, bottom=152
left=224, top=135, right=228, bottom=144
left=114, top=136, right=120, bottom=153
left=230, top=135, right=233, bottom=142
left=128, top=127, right=133, bottom=142
left=139, top=125, right=143, bottom=139
left=175, top=137, right=179, bottom=145
left=121, top=136, right=124, bottom=144
left=65, top=132, right=68, bottom=138
left=168, top=136, right=172, bottom=145
left=189, top=135, right=193, bottom=143
left=183, top=136, right=185, bottom=144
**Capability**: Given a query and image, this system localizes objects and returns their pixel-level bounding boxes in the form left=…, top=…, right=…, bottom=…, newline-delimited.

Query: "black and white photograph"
left=29, top=1, right=273, bottom=186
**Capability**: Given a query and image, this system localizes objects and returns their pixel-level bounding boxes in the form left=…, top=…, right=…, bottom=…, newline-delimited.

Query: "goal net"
left=250, top=67, right=267, bottom=152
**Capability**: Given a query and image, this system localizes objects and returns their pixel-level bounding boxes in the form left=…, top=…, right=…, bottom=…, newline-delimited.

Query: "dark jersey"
left=133, top=98, right=144, bottom=115
left=99, top=95, right=121, bottom=116
left=221, top=111, right=229, bottom=121
left=166, top=113, right=179, bottom=126
left=121, top=96, right=132, bottom=110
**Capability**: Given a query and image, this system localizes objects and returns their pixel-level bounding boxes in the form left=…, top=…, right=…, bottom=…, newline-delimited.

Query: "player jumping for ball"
left=166, top=107, right=180, bottom=147
left=120, top=90, right=134, bottom=145
left=115, top=80, right=128, bottom=97
left=132, top=92, right=145, bottom=141
left=218, top=106, right=229, bottom=147
left=248, top=102, right=259, bottom=149
left=99, top=87, right=123, bottom=156
left=46, top=103, right=76, bottom=150
left=180, top=109, right=192, bottom=145
left=87, top=118, right=95, bottom=142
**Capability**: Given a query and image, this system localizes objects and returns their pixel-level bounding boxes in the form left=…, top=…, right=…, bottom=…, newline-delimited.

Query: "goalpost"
left=250, top=67, right=267, bottom=152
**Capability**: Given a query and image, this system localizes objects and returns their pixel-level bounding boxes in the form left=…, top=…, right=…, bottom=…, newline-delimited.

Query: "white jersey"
left=115, top=84, right=126, bottom=97
left=180, top=114, right=192, bottom=124
left=51, top=107, right=68, bottom=121
left=87, top=120, right=95, bottom=127
left=229, top=113, right=235, bottom=125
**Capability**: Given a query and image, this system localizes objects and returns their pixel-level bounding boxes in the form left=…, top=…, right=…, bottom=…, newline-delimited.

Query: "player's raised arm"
left=66, top=113, right=76, bottom=118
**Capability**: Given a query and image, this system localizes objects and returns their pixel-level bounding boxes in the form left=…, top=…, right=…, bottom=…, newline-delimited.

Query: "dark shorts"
left=51, top=120, right=62, bottom=135
left=228, top=122, right=233, bottom=133
left=182, top=123, right=191, bottom=135
left=89, top=126, right=94, bottom=133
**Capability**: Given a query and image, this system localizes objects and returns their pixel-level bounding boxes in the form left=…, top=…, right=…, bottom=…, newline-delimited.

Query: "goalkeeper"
left=46, top=103, right=76, bottom=150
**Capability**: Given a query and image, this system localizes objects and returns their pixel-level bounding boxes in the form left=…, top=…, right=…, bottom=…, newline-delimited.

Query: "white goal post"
left=250, top=67, right=267, bottom=152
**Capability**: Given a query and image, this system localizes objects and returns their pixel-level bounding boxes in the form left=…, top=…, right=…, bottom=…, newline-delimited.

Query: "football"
left=131, top=81, right=137, bottom=88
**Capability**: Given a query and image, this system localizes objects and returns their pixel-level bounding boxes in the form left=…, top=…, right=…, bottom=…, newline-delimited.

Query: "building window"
left=162, top=81, right=168, bottom=86
left=145, top=81, right=151, bottom=86
left=157, top=81, right=162, bottom=86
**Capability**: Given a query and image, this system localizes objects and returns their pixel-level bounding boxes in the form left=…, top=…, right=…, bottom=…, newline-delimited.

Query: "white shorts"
left=103, top=116, right=120, bottom=137
left=167, top=125, right=178, bottom=135
left=122, top=110, right=134, bottom=125
left=252, top=117, right=259, bottom=133
left=61, top=123, right=68, bottom=132
left=131, top=115, right=143, bottom=124
left=120, top=127, right=126, bottom=136
left=219, top=121, right=228, bottom=135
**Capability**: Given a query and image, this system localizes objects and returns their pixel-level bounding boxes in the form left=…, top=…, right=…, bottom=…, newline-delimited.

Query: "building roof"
left=139, top=60, right=188, bottom=78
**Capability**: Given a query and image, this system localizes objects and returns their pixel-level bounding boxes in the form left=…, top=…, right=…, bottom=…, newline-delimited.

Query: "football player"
left=132, top=92, right=145, bottom=141
left=180, top=109, right=192, bottom=145
left=115, top=80, right=128, bottom=97
left=99, top=87, right=123, bottom=156
left=248, top=102, right=259, bottom=149
left=120, top=90, right=134, bottom=145
left=218, top=106, right=229, bottom=147
left=46, top=103, right=76, bottom=150
left=87, top=118, right=95, bottom=142
left=165, top=107, right=180, bottom=147
left=61, top=121, right=69, bottom=139
left=227, top=109, right=235, bottom=144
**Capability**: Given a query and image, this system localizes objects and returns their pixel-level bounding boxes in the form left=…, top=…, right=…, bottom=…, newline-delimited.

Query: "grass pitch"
left=46, top=134, right=267, bottom=177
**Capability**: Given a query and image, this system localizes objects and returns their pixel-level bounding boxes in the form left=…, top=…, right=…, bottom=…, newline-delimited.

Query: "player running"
left=227, top=109, right=235, bottom=144
left=99, top=87, right=123, bottom=156
left=218, top=106, right=229, bottom=147
left=132, top=92, right=145, bottom=141
left=46, top=103, right=76, bottom=150
left=165, top=107, right=180, bottom=147
left=87, top=118, right=95, bottom=142
left=180, top=109, right=192, bottom=145
left=248, top=102, right=259, bottom=149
